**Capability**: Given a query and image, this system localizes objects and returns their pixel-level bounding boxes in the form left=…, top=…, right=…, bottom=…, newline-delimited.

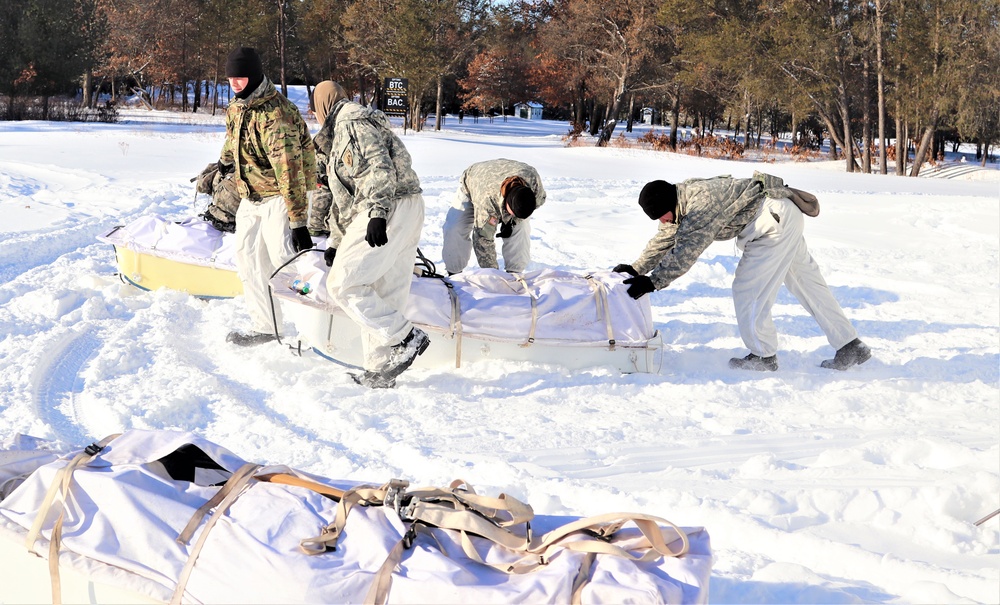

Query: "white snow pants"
left=234, top=195, right=296, bottom=336
left=327, top=193, right=424, bottom=371
left=733, top=197, right=857, bottom=357
left=442, top=193, right=531, bottom=273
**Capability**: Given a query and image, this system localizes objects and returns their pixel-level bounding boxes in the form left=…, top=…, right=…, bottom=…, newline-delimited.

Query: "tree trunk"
left=875, top=0, right=888, bottom=174
left=669, top=87, right=681, bottom=150
left=862, top=29, right=872, bottom=174
left=597, top=84, right=626, bottom=147
left=277, top=0, right=288, bottom=97
left=435, top=75, right=443, bottom=131
left=910, top=119, right=937, bottom=176
left=625, top=93, right=634, bottom=133
left=83, top=70, right=93, bottom=108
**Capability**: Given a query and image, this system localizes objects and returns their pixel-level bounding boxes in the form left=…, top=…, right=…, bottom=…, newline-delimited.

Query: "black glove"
left=291, top=226, right=314, bottom=252
left=217, top=160, right=234, bottom=176
left=497, top=220, right=514, bottom=239
left=324, top=247, right=337, bottom=267
left=365, top=217, right=388, bottom=247
left=613, top=263, right=639, bottom=277
left=623, top=275, right=655, bottom=299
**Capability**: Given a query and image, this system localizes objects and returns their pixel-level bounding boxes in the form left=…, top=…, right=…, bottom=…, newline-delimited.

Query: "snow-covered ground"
left=1, top=91, right=998, bottom=603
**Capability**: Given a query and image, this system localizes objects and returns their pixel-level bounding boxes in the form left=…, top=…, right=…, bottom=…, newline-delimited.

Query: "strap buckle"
left=84, top=442, right=105, bottom=456
left=384, top=478, right=411, bottom=519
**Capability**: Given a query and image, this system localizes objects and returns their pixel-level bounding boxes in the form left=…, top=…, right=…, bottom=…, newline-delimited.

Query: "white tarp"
left=274, top=252, right=656, bottom=346
left=0, top=430, right=712, bottom=604
left=98, top=217, right=656, bottom=347
left=98, top=216, right=237, bottom=271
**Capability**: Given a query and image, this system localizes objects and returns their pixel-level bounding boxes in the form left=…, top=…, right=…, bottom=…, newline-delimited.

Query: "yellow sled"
left=113, top=245, right=243, bottom=299
left=99, top=218, right=243, bottom=299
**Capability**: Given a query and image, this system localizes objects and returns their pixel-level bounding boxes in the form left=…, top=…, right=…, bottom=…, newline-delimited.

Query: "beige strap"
left=586, top=275, right=617, bottom=350
left=512, top=275, right=538, bottom=347
left=171, top=463, right=261, bottom=605
left=23, top=434, right=120, bottom=605
left=570, top=551, right=597, bottom=604
left=529, top=512, right=690, bottom=561
left=308, top=478, right=690, bottom=605
left=443, top=278, right=463, bottom=368
left=300, top=483, right=389, bottom=555
left=364, top=524, right=417, bottom=605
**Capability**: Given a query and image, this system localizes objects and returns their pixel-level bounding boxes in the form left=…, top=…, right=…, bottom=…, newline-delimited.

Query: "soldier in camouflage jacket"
left=319, top=93, right=428, bottom=388
left=218, top=47, right=318, bottom=347
left=442, top=159, right=546, bottom=274
left=615, top=171, right=870, bottom=372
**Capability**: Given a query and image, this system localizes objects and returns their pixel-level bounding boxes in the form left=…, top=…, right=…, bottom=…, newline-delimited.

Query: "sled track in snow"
left=0, top=220, right=118, bottom=285
left=30, top=327, right=103, bottom=447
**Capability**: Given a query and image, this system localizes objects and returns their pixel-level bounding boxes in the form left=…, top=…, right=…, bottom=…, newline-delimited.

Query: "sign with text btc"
left=382, top=78, right=408, bottom=117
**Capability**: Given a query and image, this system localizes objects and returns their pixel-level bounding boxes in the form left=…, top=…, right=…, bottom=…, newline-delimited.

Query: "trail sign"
left=383, top=78, right=408, bottom=116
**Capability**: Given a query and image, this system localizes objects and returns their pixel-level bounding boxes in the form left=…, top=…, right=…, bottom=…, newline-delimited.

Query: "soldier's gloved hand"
left=613, top=263, right=639, bottom=277
left=217, top=161, right=234, bottom=176
left=623, top=275, right=655, bottom=299
left=497, top=220, right=514, bottom=239
left=291, top=226, right=314, bottom=252
left=324, top=247, right=337, bottom=267
left=366, top=217, right=388, bottom=247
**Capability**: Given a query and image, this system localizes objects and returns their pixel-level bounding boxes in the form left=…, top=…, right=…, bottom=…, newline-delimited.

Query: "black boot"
left=821, top=338, right=871, bottom=370
left=729, top=352, right=778, bottom=372
left=352, top=371, right=396, bottom=389
left=226, top=331, right=277, bottom=347
left=381, top=327, right=431, bottom=380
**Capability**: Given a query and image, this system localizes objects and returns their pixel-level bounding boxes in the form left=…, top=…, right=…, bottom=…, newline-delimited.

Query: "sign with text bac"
left=383, top=78, right=408, bottom=116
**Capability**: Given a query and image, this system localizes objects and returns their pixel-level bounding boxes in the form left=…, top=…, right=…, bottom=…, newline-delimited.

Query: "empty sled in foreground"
left=271, top=252, right=663, bottom=374
left=1, top=430, right=712, bottom=604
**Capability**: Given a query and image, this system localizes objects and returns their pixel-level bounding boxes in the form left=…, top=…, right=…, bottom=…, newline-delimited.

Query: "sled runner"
left=270, top=251, right=663, bottom=374
left=98, top=216, right=243, bottom=299
left=1, top=430, right=712, bottom=604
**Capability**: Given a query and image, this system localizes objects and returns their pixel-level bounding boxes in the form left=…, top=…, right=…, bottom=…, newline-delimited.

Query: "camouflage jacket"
left=459, top=159, right=546, bottom=269
left=633, top=172, right=796, bottom=289
left=219, top=77, right=317, bottom=228
left=320, top=100, right=422, bottom=247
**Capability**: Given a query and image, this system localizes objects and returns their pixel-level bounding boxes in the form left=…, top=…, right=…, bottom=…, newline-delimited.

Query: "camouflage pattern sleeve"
left=344, top=119, right=397, bottom=220
left=647, top=185, right=721, bottom=289
left=472, top=224, right=500, bottom=269
left=261, top=106, right=317, bottom=228
left=313, top=120, right=335, bottom=174
left=647, top=177, right=764, bottom=289
left=219, top=109, right=238, bottom=167
left=631, top=222, right=679, bottom=275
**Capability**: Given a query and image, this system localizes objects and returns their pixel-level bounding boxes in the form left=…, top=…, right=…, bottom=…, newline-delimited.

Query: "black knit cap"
left=225, top=47, right=264, bottom=99
left=505, top=185, right=537, bottom=220
left=638, top=180, right=678, bottom=220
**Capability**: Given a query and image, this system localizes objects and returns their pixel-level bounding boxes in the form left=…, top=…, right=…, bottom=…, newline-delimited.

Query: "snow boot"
left=729, top=352, right=778, bottom=372
left=352, top=371, right=396, bottom=389
left=226, top=331, right=277, bottom=347
left=380, top=327, right=431, bottom=380
left=820, top=338, right=871, bottom=370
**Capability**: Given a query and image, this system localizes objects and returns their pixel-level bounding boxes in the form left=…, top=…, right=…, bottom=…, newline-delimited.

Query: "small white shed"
left=514, top=102, right=543, bottom=120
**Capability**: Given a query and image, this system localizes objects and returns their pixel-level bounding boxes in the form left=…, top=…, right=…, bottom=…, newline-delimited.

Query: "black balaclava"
left=225, top=47, right=264, bottom=100
left=638, top=180, right=678, bottom=221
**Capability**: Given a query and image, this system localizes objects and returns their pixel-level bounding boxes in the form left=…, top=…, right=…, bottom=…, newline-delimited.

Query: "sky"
left=0, top=90, right=998, bottom=603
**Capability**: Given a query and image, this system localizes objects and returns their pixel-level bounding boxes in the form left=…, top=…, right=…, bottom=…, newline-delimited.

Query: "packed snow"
left=0, top=89, right=998, bottom=603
